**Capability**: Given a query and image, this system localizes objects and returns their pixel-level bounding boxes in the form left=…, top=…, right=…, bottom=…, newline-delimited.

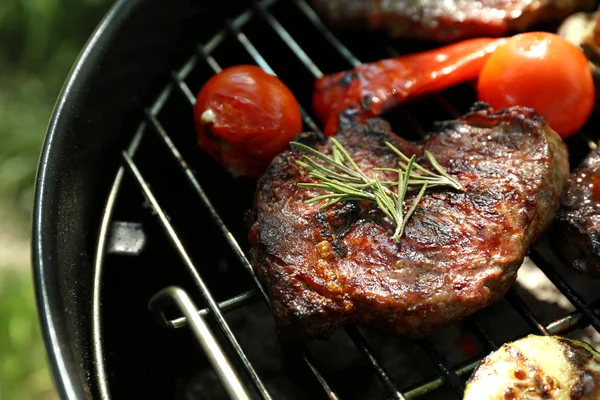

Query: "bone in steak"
left=311, top=0, right=595, bottom=42
left=247, top=104, right=569, bottom=340
left=553, top=143, right=600, bottom=276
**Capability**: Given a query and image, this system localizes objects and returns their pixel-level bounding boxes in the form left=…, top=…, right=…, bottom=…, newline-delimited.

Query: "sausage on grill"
left=311, top=0, right=595, bottom=42
left=247, top=104, right=569, bottom=340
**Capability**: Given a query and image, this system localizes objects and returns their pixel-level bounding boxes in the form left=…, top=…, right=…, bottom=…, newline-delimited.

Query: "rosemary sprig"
left=290, top=139, right=463, bottom=242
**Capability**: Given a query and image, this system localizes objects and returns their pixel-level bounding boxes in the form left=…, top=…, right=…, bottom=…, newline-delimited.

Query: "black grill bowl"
left=33, top=1, right=600, bottom=400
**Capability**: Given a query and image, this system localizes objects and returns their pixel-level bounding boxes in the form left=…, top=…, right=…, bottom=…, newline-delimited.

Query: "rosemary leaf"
left=385, top=142, right=438, bottom=178
left=332, top=145, right=344, bottom=163
left=293, top=138, right=463, bottom=242
left=424, top=150, right=463, bottom=191
left=395, top=168, right=404, bottom=240
left=298, top=154, right=361, bottom=180
left=394, top=182, right=428, bottom=242
left=331, top=138, right=370, bottom=181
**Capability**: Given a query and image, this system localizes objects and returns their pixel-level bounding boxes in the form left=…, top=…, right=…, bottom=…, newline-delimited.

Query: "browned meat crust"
left=248, top=105, right=569, bottom=340
left=553, top=144, right=600, bottom=276
left=312, top=0, right=595, bottom=42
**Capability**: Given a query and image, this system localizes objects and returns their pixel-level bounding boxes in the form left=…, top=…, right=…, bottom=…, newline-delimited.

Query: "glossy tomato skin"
left=194, top=65, right=302, bottom=177
left=477, top=32, right=594, bottom=138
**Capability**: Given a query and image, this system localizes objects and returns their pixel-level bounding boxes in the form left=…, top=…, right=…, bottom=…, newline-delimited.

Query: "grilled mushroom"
left=464, top=335, right=600, bottom=399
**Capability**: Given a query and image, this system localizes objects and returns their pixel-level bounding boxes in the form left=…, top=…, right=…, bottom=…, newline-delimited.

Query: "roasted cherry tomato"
left=194, top=65, right=302, bottom=177
left=477, top=32, right=595, bottom=138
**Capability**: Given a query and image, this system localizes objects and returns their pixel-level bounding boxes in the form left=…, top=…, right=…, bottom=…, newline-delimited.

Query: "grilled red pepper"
left=313, top=38, right=508, bottom=136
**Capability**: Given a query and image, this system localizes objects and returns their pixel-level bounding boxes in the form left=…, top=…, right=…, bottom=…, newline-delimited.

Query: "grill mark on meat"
left=249, top=106, right=569, bottom=340
left=311, top=0, right=595, bottom=42
left=553, top=143, right=600, bottom=276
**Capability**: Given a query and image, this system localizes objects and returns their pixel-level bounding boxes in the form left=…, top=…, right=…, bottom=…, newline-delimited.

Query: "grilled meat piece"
left=248, top=104, right=569, bottom=340
left=312, top=0, right=595, bottom=42
left=553, top=144, right=600, bottom=276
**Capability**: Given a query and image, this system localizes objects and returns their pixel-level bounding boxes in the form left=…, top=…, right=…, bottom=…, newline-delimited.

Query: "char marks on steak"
left=248, top=104, right=569, bottom=340
left=553, top=143, right=600, bottom=276
left=311, top=0, right=595, bottom=42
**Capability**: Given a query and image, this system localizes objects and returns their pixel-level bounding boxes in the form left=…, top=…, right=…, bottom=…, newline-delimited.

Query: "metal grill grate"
left=91, top=1, right=600, bottom=399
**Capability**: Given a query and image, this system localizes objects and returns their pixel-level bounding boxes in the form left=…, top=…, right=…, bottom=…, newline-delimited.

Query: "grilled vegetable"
left=312, top=38, right=507, bottom=136
left=477, top=32, right=595, bottom=139
left=464, top=335, right=600, bottom=400
left=194, top=65, right=302, bottom=178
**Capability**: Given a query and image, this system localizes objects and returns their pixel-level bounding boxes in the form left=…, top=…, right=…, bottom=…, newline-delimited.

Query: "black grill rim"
left=33, top=1, right=137, bottom=398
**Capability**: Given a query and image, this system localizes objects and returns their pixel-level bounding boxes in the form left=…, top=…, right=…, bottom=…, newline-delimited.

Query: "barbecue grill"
left=33, top=0, right=600, bottom=399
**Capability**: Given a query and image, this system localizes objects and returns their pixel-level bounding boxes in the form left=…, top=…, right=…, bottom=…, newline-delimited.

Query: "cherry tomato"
left=194, top=65, right=302, bottom=177
left=477, top=32, right=595, bottom=139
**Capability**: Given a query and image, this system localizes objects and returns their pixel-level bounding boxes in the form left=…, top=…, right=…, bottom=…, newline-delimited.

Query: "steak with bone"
left=311, top=0, right=595, bottom=42
left=247, top=104, right=569, bottom=340
left=553, top=143, right=600, bottom=276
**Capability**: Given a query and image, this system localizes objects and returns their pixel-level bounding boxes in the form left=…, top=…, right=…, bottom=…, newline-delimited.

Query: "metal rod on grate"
left=121, top=152, right=272, bottom=400
left=149, top=286, right=252, bottom=400
left=418, top=339, right=465, bottom=398
left=529, top=250, right=600, bottom=332
left=504, top=288, right=551, bottom=336
left=465, top=316, right=498, bottom=351
left=345, top=326, right=406, bottom=399
left=158, top=289, right=258, bottom=329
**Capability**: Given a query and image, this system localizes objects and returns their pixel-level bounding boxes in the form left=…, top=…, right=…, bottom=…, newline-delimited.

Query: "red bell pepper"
left=313, top=38, right=508, bottom=136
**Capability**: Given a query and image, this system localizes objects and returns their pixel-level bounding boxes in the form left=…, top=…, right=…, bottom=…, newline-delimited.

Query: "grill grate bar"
left=504, top=288, right=551, bottom=335
left=345, top=326, right=406, bottom=400
left=148, top=286, right=252, bottom=400
left=293, top=0, right=361, bottom=68
left=404, top=358, right=479, bottom=400
left=170, top=71, right=196, bottom=105
left=159, top=289, right=258, bottom=330
left=253, top=2, right=324, bottom=78
left=529, top=250, right=600, bottom=332
left=161, top=70, right=340, bottom=399
left=546, top=300, right=600, bottom=333
left=418, top=339, right=465, bottom=397
left=121, top=151, right=272, bottom=399
left=465, top=317, right=498, bottom=351
left=196, top=45, right=223, bottom=73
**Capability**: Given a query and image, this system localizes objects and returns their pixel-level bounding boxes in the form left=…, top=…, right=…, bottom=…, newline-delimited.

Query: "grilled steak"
left=311, top=0, right=595, bottom=42
left=553, top=143, right=600, bottom=276
left=248, top=104, right=569, bottom=340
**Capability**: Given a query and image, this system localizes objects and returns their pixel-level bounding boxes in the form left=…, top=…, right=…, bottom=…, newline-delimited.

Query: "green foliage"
left=0, top=1, right=112, bottom=399
left=0, top=270, right=57, bottom=400
left=0, top=0, right=112, bottom=217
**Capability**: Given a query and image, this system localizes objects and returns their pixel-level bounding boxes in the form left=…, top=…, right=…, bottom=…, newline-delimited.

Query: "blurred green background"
left=0, top=0, right=112, bottom=398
